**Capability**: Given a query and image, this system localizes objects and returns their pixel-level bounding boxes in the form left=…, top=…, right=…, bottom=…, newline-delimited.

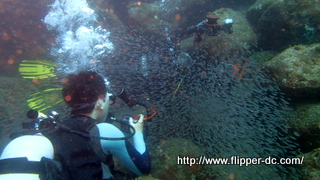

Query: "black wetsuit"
left=45, top=115, right=151, bottom=180
left=45, top=116, right=104, bottom=179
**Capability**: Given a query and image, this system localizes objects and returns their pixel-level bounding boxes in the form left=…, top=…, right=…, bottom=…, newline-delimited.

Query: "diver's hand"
left=129, top=114, right=144, bottom=132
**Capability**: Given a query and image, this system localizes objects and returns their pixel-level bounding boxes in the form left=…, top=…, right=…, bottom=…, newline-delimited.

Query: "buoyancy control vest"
left=44, top=115, right=113, bottom=180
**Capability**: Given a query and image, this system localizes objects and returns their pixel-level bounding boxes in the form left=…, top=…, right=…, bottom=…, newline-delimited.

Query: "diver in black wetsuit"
left=170, top=14, right=233, bottom=43
left=0, top=71, right=151, bottom=180
left=47, top=71, right=151, bottom=180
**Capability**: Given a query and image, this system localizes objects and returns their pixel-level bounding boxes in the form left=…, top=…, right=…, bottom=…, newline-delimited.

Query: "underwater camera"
left=10, top=110, right=60, bottom=140
left=107, top=115, right=138, bottom=133
left=121, top=115, right=138, bottom=124
left=116, top=88, right=156, bottom=121
left=22, top=110, right=59, bottom=130
left=108, top=88, right=157, bottom=136
left=120, top=115, right=138, bottom=133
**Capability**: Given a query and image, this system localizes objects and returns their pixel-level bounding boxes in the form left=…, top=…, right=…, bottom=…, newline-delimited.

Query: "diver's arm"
left=132, top=131, right=146, bottom=154
left=129, top=114, right=146, bottom=154
left=93, top=123, right=151, bottom=176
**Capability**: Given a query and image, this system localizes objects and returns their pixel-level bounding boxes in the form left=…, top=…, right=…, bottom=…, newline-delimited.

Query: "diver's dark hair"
left=62, top=71, right=107, bottom=115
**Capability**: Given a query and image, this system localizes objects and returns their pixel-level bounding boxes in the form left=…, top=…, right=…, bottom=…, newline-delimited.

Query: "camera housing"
left=120, top=115, right=138, bottom=133
left=22, top=110, right=59, bottom=130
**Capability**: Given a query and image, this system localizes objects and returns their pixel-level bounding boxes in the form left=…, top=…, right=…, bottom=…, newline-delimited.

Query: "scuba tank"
left=0, top=134, right=59, bottom=180
left=0, top=110, right=61, bottom=180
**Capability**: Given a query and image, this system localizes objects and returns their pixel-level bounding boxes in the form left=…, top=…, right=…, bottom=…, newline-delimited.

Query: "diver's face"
left=96, top=92, right=113, bottom=121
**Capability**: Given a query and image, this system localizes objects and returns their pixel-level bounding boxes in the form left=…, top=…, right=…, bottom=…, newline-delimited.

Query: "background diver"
left=169, top=14, right=233, bottom=44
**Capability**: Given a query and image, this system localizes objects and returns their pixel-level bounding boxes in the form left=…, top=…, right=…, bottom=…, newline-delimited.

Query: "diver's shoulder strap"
left=0, top=157, right=41, bottom=174
left=0, top=157, right=61, bottom=180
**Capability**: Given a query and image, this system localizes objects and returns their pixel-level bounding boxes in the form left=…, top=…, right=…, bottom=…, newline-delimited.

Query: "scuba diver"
left=0, top=71, right=151, bottom=180
left=170, top=14, right=233, bottom=44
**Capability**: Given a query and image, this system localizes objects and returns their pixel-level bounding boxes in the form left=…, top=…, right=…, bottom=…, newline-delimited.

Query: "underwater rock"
left=264, top=44, right=320, bottom=99
left=86, top=0, right=124, bottom=30
left=298, top=148, right=320, bottom=180
left=135, top=174, right=161, bottom=180
left=250, top=50, right=279, bottom=64
left=247, top=0, right=320, bottom=50
left=126, top=0, right=215, bottom=34
left=289, top=102, right=320, bottom=153
left=149, top=138, right=203, bottom=180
